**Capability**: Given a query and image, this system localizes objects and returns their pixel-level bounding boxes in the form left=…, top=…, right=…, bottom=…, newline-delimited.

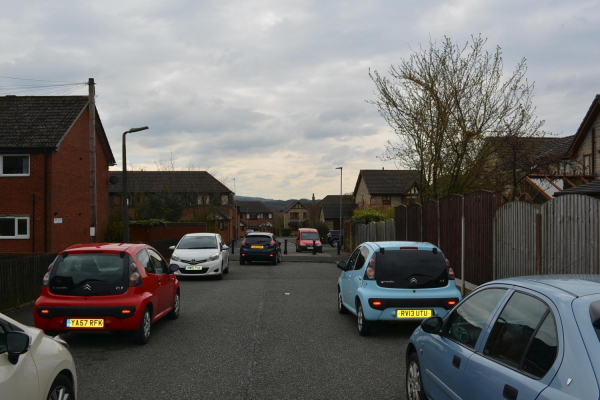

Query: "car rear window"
left=375, top=249, right=449, bottom=289
left=49, top=253, right=130, bottom=296
left=590, top=301, right=600, bottom=341
left=178, top=236, right=217, bottom=249
left=245, top=236, right=272, bottom=245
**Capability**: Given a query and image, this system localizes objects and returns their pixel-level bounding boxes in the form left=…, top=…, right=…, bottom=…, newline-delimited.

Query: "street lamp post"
left=122, top=126, right=149, bottom=242
left=336, top=167, right=342, bottom=255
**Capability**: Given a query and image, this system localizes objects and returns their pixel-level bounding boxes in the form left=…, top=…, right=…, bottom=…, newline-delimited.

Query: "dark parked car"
left=327, top=230, right=344, bottom=247
left=240, top=233, right=282, bottom=265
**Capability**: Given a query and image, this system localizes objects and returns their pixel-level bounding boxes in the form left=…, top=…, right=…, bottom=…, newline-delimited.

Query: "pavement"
left=229, top=236, right=351, bottom=263
left=6, top=260, right=417, bottom=400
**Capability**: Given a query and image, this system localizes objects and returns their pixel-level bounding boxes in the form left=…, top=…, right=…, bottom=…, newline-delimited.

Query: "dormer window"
left=0, top=155, right=29, bottom=176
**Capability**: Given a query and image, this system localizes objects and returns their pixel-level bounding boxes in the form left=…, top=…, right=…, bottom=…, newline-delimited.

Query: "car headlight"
left=209, top=252, right=220, bottom=261
left=171, top=254, right=180, bottom=262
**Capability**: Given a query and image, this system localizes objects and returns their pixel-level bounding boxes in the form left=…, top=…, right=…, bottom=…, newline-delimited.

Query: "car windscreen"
left=376, top=250, right=449, bottom=289
left=178, top=236, right=218, bottom=249
left=49, top=253, right=130, bottom=296
left=245, top=236, right=272, bottom=245
left=301, top=232, right=319, bottom=240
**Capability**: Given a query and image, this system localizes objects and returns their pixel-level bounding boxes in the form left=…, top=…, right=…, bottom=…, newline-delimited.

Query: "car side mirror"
left=222, top=245, right=229, bottom=251
left=169, top=246, right=176, bottom=251
left=6, top=331, right=30, bottom=365
left=169, top=264, right=179, bottom=273
left=421, top=316, right=443, bottom=334
left=337, top=261, right=347, bottom=271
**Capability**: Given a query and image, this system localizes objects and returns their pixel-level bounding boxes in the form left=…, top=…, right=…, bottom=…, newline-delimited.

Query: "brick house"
left=236, top=200, right=274, bottom=238
left=282, top=201, right=312, bottom=234
left=0, top=96, right=115, bottom=254
left=108, top=171, right=235, bottom=242
left=353, top=169, right=419, bottom=208
left=319, top=195, right=356, bottom=230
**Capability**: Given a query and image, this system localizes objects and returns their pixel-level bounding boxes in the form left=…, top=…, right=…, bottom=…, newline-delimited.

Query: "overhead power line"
left=0, top=75, right=83, bottom=84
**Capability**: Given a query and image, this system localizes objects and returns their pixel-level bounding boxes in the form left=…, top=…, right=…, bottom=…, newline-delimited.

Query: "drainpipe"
left=44, top=150, right=48, bottom=253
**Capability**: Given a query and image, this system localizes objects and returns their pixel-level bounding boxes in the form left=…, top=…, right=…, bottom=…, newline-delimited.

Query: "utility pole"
left=336, top=167, right=343, bottom=255
left=122, top=127, right=149, bottom=242
left=88, top=78, right=97, bottom=242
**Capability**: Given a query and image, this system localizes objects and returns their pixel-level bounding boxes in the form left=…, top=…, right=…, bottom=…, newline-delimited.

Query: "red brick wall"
left=0, top=152, right=46, bottom=253
left=47, top=108, right=111, bottom=252
left=130, top=223, right=207, bottom=243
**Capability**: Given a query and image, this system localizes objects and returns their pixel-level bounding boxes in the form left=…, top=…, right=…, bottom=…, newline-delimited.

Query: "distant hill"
left=234, top=196, right=318, bottom=212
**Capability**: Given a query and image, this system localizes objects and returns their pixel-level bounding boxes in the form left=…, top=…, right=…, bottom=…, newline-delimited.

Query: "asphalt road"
left=7, top=260, right=418, bottom=400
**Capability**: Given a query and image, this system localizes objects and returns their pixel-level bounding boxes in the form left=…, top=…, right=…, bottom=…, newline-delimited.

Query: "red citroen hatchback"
left=34, top=243, right=180, bottom=344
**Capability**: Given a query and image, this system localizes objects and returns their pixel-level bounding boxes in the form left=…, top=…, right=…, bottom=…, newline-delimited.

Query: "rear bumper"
left=240, top=247, right=278, bottom=261
left=374, top=307, right=451, bottom=321
left=34, top=305, right=142, bottom=331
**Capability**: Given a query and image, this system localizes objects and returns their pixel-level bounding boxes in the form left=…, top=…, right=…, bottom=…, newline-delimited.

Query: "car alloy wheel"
left=407, top=354, right=425, bottom=400
left=357, top=303, right=372, bottom=336
left=168, top=292, right=180, bottom=319
left=337, top=290, right=348, bottom=314
left=48, top=386, right=70, bottom=400
left=143, top=310, right=151, bottom=340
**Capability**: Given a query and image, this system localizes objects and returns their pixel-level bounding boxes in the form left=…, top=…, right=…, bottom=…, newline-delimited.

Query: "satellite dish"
left=109, top=175, right=119, bottom=185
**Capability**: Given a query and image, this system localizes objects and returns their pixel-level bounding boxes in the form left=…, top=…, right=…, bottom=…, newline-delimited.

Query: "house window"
left=268, top=213, right=272, bottom=219
left=221, top=195, right=229, bottom=205
left=249, top=213, right=258, bottom=219
left=291, top=212, right=299, bottom=219
left=258, top=213, right=263, bottom=219
left=198, top=195, right=210, bottom=205
left=0, top=216, right=29, bottom=239
left=382, top=196, right=391, bottom=205
left=219, top=220, right=225, bottom=231
left=303, top=212, right=307, bottom=219
left=584, top=155, right=592, bottom=175
left=0, top=155, right=30, bottom=176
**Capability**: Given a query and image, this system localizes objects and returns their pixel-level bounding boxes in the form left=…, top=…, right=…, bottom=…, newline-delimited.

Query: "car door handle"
left=452, top=355, right=461, bottom=369
left=503, top=385, right=518, bottom=400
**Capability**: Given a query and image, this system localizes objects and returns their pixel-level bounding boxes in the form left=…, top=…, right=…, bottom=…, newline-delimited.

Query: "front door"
left=147, top=248, right=173, bottom=315
left=420, top=288, right=508, bottom=400
left=343, top=247, right=362, bottom=312
left=462, top=291, right=560, bottom=399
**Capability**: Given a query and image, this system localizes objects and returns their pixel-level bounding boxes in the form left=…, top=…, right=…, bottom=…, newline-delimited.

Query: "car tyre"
left=134, top=307, right=152, bottom=345
left=332, top=239, right=339, bottom=248
left=224, top=261, right=230, bottom=274
left=337, top=289, right=348, bottom=314
left=357, top=301, right=372, bottom=336
left=240, top=258, right=246, bottom=265
left=47, top=373, right=74, bottom=400
left=167, top=291, right=180, bottom=320
left=277, top=251, right=282, bottom=264
left=407, top=352, right=428, bottom=400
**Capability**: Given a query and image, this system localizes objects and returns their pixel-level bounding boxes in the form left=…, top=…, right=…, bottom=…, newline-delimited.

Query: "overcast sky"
left=1, top=0, right=599, bottom=199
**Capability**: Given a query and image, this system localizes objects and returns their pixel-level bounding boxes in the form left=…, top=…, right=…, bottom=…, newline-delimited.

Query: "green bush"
left=352, top=204, right=394, bottom=223
left=107, top=222, right=123, bottom=242
left=311, top=222, right=330, bottom=241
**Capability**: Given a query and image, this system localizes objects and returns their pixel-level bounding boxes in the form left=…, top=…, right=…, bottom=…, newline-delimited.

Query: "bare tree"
left=369, top=35, right=545, bottom=201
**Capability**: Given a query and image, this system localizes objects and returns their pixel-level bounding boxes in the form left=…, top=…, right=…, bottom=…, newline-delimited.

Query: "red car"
left=295, top=228, right=323, bottom=253
left=34, top=243, right=180, bottom=344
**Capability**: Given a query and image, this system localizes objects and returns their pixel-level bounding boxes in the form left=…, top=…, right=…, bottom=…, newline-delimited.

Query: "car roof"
left=298, top=228, right=318, bottom=232
left=182, top=232, right=218, bottom=237
left=490, top=275, right=600, bottom=298
left=363, top=241, right=439, bottom=251
left=64, top=243, right=141, bottom=253
left=247, top=232, right=273, bottom=236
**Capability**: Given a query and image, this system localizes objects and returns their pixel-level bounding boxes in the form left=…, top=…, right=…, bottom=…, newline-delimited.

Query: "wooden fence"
left=495, top=194, right=600, bottom=278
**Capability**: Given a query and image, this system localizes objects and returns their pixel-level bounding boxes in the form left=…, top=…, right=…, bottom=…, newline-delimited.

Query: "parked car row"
left=338, top=240, right=600, bottom=399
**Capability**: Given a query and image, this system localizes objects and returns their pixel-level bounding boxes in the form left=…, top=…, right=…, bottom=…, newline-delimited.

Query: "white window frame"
left=0, top=154, right=30, bottom=177
left=0, top=216, right=30, bottom=239
left=221, top=195, right=229, bottom=205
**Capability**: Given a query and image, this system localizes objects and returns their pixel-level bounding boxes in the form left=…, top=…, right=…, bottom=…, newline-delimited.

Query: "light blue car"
left=406, top=275, right=600, bottom=400
left=337, top=241, right=462, bottom=336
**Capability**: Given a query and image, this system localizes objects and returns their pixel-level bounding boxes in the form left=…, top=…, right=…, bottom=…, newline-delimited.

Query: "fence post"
left=284, top=239, right=288, bottom=254
left=536, top=214, right=541, bottom=275
left=230, top=239, right=235, bottom=255
left=313, top=240, right=317, bottom=255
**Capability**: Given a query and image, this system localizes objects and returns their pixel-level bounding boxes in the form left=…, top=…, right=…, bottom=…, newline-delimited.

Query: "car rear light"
left=270, top=239, right=276, bottom=246
left=270, top=254, right=274, bottom=257
left=41, top=309, right=49, bottom=314
left=129, top=272, right=141, bottom=286
left=369, top=299, right=384, bottom=309
left=446, top=258, right=451, bottom=266
left=365, top=258, right=376, bottom=280
left=448, top=301, right=456, bottom=306
left=242, top=253, right=246, bottom=256
left=400, top=247, right=418, bottom=250
left=448, top=267, right=455, bottom=280
left=42, top=263, right=53, bottom=286
left=241, top=239, right=246, bottom=247
left=122, top=309, right=131, bottom=314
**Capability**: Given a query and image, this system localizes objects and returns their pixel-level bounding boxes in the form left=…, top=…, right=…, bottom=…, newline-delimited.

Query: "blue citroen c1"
left=337, top=241, right=462, bottom=336
left=406, top=275, right=600, bottom=400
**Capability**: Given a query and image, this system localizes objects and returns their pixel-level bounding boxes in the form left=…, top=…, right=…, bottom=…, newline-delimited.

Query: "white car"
left=0, top=312, right=77, bottom=400
left=169, top=233, right=230, bottom=279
